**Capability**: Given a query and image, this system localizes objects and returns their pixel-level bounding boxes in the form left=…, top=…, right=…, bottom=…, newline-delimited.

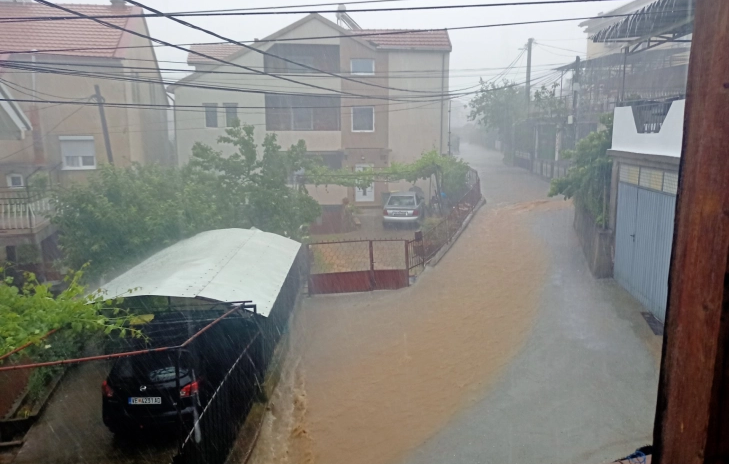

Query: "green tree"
left=52, top=123, right=323, bottom=280
left=549, top=113, right=614, bottom=225
left=468, top=79, right=526, bottom=153
left=188, top=125, right=321, bottom=239
left=0, top=269, right=133, bottom=359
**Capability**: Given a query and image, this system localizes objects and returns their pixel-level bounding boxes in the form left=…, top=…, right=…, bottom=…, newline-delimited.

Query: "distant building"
left=0, top=0, right=171, bottom=278
left=169, top=13, right=451, bottom=210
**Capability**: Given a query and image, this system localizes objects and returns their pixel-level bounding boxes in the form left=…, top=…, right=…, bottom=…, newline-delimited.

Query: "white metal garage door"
left=614, top=165, right=678, bottom=322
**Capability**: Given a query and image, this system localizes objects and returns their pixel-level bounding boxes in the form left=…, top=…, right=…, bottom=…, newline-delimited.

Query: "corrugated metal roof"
left=98, top=229, right=301, bottom=317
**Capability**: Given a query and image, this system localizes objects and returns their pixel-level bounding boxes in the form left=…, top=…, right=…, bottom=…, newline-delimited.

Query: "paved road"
left=13, top=361, right=176, bottom=464
left=400, top=144, right=661, bottom=464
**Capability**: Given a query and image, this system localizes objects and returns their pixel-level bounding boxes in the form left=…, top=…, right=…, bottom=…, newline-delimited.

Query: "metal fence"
left=531, top=158, right=572, bottom=180
left=307, top=239, right=410, bottom=294
left=174, top=329, right=263, bottom=464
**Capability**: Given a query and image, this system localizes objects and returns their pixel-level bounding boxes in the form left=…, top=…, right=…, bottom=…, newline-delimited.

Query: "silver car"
left=382, top=193, right=426, bottom=228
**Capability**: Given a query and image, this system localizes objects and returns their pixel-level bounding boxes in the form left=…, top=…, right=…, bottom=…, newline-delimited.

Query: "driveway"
left=249, top=144, right=661, bottom=464
left=12, top=361, right=176, bottom=464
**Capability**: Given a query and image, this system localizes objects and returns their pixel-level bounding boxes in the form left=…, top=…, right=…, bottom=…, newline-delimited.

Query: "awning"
left=0, top=82, right=31, bottom=140
left=98, top=228, right=302, bottom=317
left=591, top=0, right=694, bottom=44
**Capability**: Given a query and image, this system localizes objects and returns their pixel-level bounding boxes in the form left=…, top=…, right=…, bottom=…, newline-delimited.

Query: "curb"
left=428, top=197, right=486, bottom=267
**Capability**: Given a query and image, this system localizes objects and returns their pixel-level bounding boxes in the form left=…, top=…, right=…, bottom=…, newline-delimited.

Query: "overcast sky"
left=76, top=0, right=630, bottom=103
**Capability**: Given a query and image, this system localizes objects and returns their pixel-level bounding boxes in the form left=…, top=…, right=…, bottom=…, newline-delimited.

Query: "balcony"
left=0, top=189, right=53, bottom=234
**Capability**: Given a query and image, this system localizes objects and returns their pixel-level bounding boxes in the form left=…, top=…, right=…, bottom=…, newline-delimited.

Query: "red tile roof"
left=188, top=43, right=245, bottom=66
left=187, top=29, right=451, bottom=65
left=361, top=29, right=452, bottom=51
left=0, top=3, right=134, bottom=58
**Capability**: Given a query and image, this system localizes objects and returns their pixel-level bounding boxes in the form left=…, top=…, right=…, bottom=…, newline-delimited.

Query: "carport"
left=3, top=228, right=303, bottom=464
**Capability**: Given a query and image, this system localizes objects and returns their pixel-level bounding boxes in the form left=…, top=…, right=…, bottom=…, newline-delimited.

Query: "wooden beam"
left=653, top=1, right=729, bottom=464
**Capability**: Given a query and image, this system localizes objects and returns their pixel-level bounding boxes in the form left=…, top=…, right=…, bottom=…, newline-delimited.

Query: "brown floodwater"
left=249, top=200, right=568, bottom=464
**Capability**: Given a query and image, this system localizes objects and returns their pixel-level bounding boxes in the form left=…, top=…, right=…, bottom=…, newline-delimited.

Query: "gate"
left=307, top=239, right=410, bottom=294
left=614, top=181, right=676, bottom=321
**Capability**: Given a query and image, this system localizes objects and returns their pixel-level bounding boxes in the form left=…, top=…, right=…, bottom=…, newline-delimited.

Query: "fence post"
left=404, top=240, right=409, bottom=283
left=369, top=240, right=375, bottom=289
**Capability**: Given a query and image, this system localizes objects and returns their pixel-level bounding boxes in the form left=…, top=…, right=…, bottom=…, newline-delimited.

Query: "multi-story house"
left=170, top=13, right=451, bottom=212
left=0, top=0, right=171, bottom=277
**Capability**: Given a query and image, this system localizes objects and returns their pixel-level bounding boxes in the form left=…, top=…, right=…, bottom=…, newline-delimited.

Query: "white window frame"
left=352, top=106, right=375, bottom=132
left=6, top=173, right=23, bottom=188
left=350, top=58, right=375, bottom=75
left=60, top=135, right=97, bottom=171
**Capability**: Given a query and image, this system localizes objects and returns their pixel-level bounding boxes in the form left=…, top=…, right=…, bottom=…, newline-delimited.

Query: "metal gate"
left=614, top=182, right=676, bottom=321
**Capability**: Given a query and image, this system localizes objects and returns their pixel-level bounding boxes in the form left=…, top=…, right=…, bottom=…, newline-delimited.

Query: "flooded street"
left=249, top=144, right=661, bottom=464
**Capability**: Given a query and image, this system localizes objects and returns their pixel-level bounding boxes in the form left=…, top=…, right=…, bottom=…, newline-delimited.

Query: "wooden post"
left=653, top=1, right=729, bottom=463
left=94, top=85, right=114, bottom=165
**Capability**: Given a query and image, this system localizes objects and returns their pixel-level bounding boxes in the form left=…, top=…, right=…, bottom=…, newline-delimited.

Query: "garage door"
left=614, top=165, right=678, bottom=322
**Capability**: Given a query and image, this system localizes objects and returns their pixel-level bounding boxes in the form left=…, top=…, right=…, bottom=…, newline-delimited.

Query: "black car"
left=101, top=310, right=260, bottom=434
left=102, top=349, right=206, bottom=433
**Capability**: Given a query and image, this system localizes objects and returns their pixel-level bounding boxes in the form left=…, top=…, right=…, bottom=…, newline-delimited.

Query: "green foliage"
left=0, top=268, right=134, bottom=359
left=468, top=79, right=526, bottom=140
left=53, top=123, right=322, bottom=279
left=307, top=149, right=471, bottom=204
left=533, top=82, right=568, bottom=125
left=549, top=114, right=614, bottom=226
left=189, top=127, right=321, bottom=240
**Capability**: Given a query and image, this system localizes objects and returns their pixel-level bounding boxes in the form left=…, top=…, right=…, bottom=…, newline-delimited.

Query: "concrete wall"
left=387, top=50, right=448, bottom=163
left=173, top=18, right=343, bottom=166
left=0, top=22, right=170, bottom=188
left=612, top=99, right=685, bottom=158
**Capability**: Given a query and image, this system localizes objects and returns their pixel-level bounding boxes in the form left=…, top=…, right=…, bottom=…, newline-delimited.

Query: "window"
left=351, top=59, right=375, bottom=75
left=203, top=104, right=218, bottom=128
left=60, top=136, right=96, bottom=170
left=265, top=94, right=340, bottom=131
left=264, top=44, right=339, bottom=74
left=293, top=107, right=313, bottom=130
left=224, top=103, right=239, bottom=127
left=352, top=106, right=374, bottom=132
left=6, top=174, right=23, bottom=188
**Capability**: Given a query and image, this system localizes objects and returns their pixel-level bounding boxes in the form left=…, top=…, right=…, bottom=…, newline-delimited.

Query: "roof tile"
left=0, top=3, right=132, bottom=58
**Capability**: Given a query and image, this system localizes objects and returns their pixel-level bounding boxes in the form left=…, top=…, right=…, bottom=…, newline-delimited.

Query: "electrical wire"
left=0, top=0, right=627, bottom=23
left=30, top=1, right=429, bottom=103
left=0, top=10, right=691, bottom=62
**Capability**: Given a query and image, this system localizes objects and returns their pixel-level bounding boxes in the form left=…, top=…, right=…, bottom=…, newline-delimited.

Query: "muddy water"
left=250, top=200, right=568, bottom=464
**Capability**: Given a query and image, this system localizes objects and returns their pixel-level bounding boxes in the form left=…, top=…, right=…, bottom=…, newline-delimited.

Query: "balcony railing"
left=0, top=189, right=52, bottom=231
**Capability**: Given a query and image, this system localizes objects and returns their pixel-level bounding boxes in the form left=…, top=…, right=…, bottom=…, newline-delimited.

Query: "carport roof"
left=98, top=228, right=301, bottom=317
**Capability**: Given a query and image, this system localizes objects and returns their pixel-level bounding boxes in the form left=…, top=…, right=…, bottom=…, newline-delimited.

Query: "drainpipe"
left=439, top=52, right=446, bottom=154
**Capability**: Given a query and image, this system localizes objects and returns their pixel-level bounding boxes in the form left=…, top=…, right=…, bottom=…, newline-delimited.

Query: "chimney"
left=110, top=0, right=126, bottom=6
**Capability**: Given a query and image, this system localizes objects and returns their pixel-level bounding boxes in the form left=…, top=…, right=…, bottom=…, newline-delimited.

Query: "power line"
left=0, top=9, right=691, bottom=59
left=0, top=61, right=479, bottom=101
left=0, top=0, right=626, bottom=23
left=30, top=1, right=428, bottom=104
left=122, top=0, right=454, bottom=97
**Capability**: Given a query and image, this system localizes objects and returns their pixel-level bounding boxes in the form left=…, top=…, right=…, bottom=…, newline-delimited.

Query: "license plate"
left=128, top=397, right=162, bottom=405
left=392, top=211, right=406, bottom=216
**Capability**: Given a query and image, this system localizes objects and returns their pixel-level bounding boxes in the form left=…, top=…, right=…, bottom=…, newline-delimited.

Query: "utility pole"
left=652, top=1, right=729, bottom=463
left=93, top=85, right=114, bottom=165
left=525, top=38, right=534, bottom=115
left=572, top=56, right=580, bottom=145
left=447, top=100, right=452, bottom=156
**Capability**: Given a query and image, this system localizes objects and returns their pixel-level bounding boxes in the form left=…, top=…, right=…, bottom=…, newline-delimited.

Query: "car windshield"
left=387, top=196, right=416, bottom=207
left=111, top=353, right=190, bottom=383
